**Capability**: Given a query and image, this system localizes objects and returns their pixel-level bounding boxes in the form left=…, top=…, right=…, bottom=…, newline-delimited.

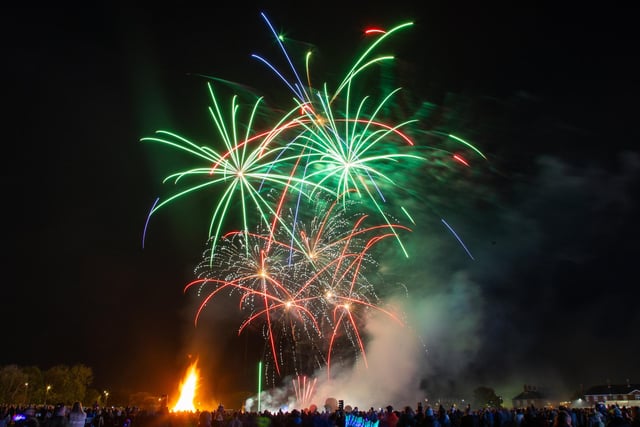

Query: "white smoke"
left=244, top=269, right=485, bottom=412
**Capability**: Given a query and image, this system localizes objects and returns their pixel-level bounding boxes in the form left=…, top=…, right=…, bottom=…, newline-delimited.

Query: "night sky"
left=4, top=3, right=639, bottom=409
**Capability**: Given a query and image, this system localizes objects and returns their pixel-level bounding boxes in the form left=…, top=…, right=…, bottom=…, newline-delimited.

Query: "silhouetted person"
left=20, top=408, right=39, bottom=427
left=553, top=411, right=572, bottom=427
left=461, top=408, right=478, bottom=427
left=49, top=404, right=68, bottom=427
left=215, top=405, right=225, bottom=427
left=607, top=408, right=630, bottom=427
left=199, top=411, right=212, bottom=427
left=69, top=403, right=87, bottom=427
left=628, top=407, right=640, bottom=427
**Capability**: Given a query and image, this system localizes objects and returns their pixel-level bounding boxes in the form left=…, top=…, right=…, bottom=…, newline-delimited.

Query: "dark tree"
left=472, top=386, right=503, bottom=409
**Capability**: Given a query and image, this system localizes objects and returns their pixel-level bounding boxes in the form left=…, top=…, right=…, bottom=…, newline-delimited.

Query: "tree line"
left=0, top=364, right=104, bottom=406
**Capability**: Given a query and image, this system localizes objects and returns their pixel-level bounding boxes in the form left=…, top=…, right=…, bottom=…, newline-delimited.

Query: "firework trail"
left=292, top=375, right=317, bottom=409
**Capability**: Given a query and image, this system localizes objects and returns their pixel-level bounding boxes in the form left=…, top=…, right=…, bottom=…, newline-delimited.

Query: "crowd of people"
left=1, top=401, right=639, bottom=427
left=0, top=403, right=131, bottom=427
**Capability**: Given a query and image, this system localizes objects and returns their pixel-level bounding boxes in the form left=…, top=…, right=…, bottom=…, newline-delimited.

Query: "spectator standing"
left=591, top=410, right=605, bottom=427
left=398, top=406, right=416, bottom=427
left=215, top=405, right=225, bottom=427
left=49, top=404, right=68, bottom=427
left=385, top=407, right=399, bottom=427
left=229, top=412, right=243, bottom=427
left=0, top=408, right=10, bottom=427
left=21, top=407, right=40, bottom=427
left=630, top=407, right=640, bottom=427
left=199, top=411, right=212, bottom=427
left=607, top=408, right=631, bottom=427
left=553, top=411, right=572, bottom=427
left=69, top=403, right=87, bottom=427
left=461, top=408, right=477, bottom=427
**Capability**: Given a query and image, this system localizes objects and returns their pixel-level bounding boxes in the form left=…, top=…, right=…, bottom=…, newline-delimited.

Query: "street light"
left=24, top=382, right=29, bottom=404
left=104, top=390, right=109, bottom=406
left=45, top=385, right=52, bottom=405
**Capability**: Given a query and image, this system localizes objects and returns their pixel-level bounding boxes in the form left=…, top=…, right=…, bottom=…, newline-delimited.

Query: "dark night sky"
left=4, top=2, right=639, bottom=408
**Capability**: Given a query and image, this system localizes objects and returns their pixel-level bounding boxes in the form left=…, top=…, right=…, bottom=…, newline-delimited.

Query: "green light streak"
left=446, top=133, right=487, bottom=160
left=334, top=21, right=413, bottom=98
left=401, top=206, right=416, bottom=225
left=257, top=361, right=262, bottom=412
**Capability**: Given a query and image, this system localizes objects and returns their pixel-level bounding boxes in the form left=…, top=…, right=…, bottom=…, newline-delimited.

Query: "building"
left=583, top=382, right=640, bottom=407
left=512, top=385, right=557, bottom=409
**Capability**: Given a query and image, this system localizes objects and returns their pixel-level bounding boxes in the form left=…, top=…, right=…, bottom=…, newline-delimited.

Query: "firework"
left=141, top=14, right=438, bottom=254
left=252, top=14, right=427, bottom=256
left=143, top=11, right=486, bottom=385
left=187, top=192, right=408, bottom=378
left=292, top=375, right=317, bottom=409
left=141, top=90, right=331, bottom=254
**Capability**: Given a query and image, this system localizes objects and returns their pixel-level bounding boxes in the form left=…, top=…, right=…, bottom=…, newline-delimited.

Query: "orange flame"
left=172, top=361, right=199, bottom=412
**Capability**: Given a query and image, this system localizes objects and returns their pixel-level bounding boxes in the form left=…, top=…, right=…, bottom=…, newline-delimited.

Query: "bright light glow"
left=364, top=28, right=386, bottom=35
left=293, top=375, right=317, bottom=408
left=172, top=362, right=199, bottom=412
left=453, top=154, right=470, bottom=167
